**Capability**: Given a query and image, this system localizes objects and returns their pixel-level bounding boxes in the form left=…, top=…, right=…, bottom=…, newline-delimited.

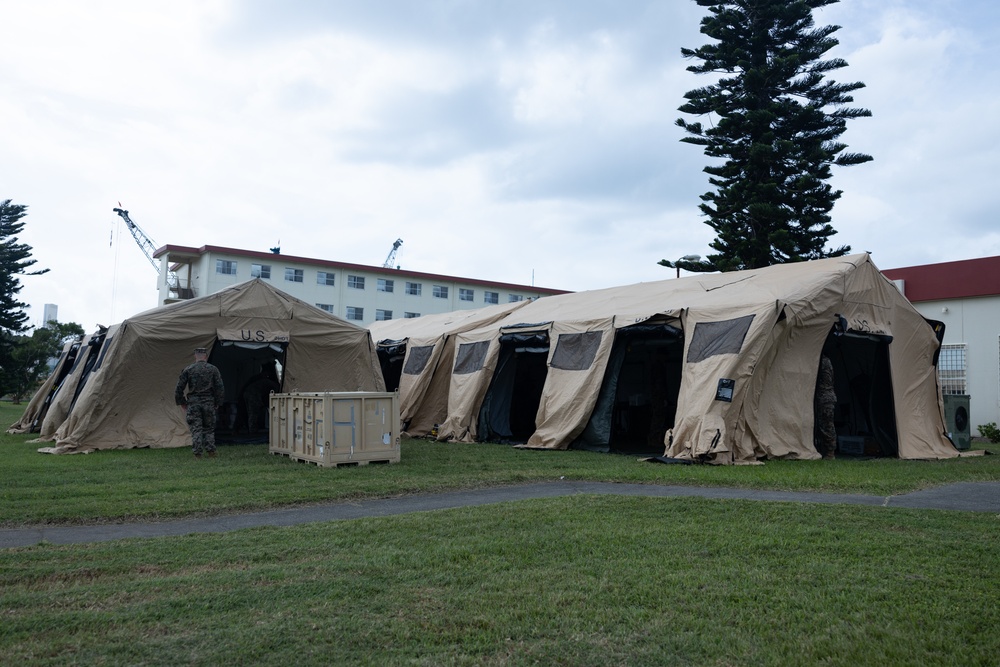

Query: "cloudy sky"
left=3, top=0, right=999, bottom=330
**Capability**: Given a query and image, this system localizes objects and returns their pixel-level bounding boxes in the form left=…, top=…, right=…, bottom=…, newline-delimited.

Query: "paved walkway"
left=3, top=480, right=999, bottom=549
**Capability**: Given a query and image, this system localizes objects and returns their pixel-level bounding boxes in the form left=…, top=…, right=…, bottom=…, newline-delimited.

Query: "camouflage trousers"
left=186, top=399, right=218, bottom=454
left=245, top=397, right=267, bottom=431
left=816, top=402, right=837, bottom=459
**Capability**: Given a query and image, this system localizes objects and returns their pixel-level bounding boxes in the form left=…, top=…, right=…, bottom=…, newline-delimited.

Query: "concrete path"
left=3, top=480, right=999, bottom=549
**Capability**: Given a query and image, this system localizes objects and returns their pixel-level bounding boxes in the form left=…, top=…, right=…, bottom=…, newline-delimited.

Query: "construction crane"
left=112, top=206, right=180, bottom=290
left=112, top=207, right=160, bottom=273
left=383, top=238, right=403, bottom=269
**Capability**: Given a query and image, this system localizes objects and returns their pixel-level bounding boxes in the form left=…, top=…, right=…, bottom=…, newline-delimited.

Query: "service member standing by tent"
left=16, top=279, right=385, bottom=454
left=175, top=347, right=225, bottom=458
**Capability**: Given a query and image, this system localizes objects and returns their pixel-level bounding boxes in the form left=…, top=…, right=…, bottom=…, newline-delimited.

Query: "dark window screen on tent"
left=403, top=345, right=435, bottom=375
left=454, top=341, right=491, bottom=375
left=550, top=331, right=603, bottom=371
left=686, top=315, right=755, bottom=363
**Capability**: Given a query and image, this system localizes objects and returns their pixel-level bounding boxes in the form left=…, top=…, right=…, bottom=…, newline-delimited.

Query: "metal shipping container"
left=270, top=392, right=400, bottom=466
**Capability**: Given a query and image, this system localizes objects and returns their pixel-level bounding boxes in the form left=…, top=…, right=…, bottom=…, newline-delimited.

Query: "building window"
left=378, top=278, right=394, bottom=293
left=459, top=288, right=474, bottom=302
left=376, top=309, right=392, bottom=321
left=284, top=268, right=303, bottom=283
left=938, top=344, right=967, bottom=395
left=251, top=264, right=271, bottom=279
left=216, top=259, right=237, bottom=275
left=484, top=291, right=499, bottom=304
left=317, top=271, right=335, bottom=286
left=433, top=285, right=449, bottom=299
left=348, top=275, right=365, bottom=290
left=315, top=303, right=335, bottom=314
left=404, top=312, right=420, bottom=318
left=346, top=306, right=364, bottom=321
left=406, top=282, right=422, bottom=296
left=508, top=294, right=524, bottom=303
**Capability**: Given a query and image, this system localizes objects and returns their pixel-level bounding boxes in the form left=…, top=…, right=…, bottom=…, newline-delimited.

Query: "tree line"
left=1, top=199, right=84, bottom=403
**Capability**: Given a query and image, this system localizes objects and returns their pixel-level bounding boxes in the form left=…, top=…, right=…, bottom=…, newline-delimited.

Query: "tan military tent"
left=433, top=254, right=957, bottom=462
left=16, top=279, right=384, bottom=452
left=368, top=300, right=530, bottom=436
left=7, top=336, right=87, bottom=435
left=22, top=328, right=118, bottom=442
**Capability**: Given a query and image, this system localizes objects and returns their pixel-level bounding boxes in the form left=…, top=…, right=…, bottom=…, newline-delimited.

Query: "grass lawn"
left=3, top=402, right=999, bottom=665
left=2, top=402, right=998, bottom=527
left=3, top=497, right=998, bottom=666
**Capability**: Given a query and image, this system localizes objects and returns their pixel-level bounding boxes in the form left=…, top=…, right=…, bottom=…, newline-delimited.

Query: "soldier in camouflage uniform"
left=815, top=353, right=838, bottom=460
left=175, top=347, right=225, bottom=458
left=240, top=361, right=281, bottom=432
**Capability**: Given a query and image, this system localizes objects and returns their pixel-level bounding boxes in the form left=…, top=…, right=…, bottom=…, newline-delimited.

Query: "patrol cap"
left=194, top=347, right=208, bottom=354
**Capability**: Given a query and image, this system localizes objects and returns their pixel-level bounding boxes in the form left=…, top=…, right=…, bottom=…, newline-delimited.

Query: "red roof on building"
left=882, top=256, right=1000, bottom=302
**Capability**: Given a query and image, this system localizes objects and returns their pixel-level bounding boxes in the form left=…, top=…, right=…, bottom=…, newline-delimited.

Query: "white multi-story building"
left=150, top=246, right=999, bottom=430
left=883, top=256, right=1000, bottom=430
left=153, top=244, right=569, bottom=326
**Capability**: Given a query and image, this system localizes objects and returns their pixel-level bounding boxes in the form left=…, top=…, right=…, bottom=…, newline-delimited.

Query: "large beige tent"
left=13, top=279, right=384, bottom=452
left=7, top=336, right=88, bottom=436
left=431, top=254, right=957, bottom=462
left=368, top=300, right=530, bottom=436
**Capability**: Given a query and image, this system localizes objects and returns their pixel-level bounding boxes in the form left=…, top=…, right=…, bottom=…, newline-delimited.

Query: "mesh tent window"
left=686, top=315, right=755, bottom=363
left=550, top=331, right=603, bottom=371
left=454, top=341, right=491, bottom=375
left=403, top=345, right=435, bottom=375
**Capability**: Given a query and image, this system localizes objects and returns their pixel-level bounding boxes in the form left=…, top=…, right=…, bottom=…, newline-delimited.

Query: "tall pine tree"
left=668, top=0, right=872, bottom=273
left=1, top=200, right=49, bottom=333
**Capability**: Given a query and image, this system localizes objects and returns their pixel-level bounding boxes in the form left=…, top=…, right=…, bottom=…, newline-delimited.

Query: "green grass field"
left=2, top=402, right=998, bottom=527
left=2, top=401, right=999, bottom=665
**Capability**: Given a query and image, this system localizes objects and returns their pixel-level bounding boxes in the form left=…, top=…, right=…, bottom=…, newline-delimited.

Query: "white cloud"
left=3, top=0, right=999, bottom=328
left=824, top=1, right=1000, bottom=267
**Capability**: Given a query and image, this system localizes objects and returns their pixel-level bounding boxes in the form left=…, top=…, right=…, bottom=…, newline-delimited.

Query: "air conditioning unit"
left=943, top=394, right=971, bottom=450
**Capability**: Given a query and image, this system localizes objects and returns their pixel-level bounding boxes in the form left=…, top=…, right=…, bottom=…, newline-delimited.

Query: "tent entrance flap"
left=68, top=329, right=112, bottom=414
left=30, top=341, right=83, bottom=432
left=574, top=323, right=684, bottom=455
left=822, top=330, right=898, bottom=457
left=376, top=339, right=408, bottom=392
left=208, top=340, right=287, bottom=444
left=478, top=331, right=550, bottom=444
